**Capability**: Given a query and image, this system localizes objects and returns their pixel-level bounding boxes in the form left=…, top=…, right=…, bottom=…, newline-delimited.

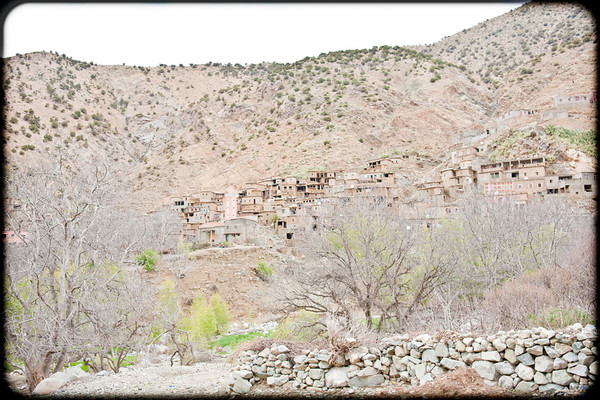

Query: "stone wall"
left=229, top=323, right=597, bottom=395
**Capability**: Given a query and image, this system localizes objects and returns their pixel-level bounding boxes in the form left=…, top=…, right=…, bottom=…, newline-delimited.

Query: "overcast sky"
left=3, top=2, right=525, bottom=67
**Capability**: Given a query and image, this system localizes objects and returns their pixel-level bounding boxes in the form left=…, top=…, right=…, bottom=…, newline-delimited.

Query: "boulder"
left=494, top=361, right=515, bottom=375
left=514, top=380, right=538, bottom=393
left=325, top=367, right=349, bottom=388
left=534, top=355, right=554, bottom=373
left=498, top=375, right=514, bottom=389
left=31, top=366, right=87, bottom=395
left=515, top=363, right=535, bottom=381
left=307, top=368, right=324, bottom=380
left=481, top=350, right=501, bottom=362
left=567, top=364, right=588, bottom=377
left=516, top=352, right=535, bottom=366
left=421, top=349, right=438, bottom=363
left=266, top=375, right=289, bottom=386
left=348, top=374, right=385, bottom=388
left=440, top=357, right=466, bottom=370
left=472, top=360, right=498, bottom=381
left=551, top=369, right=574, bottom=386
left=232, top=377, right=252, bottom=394
left=434, top=343, right=449, bottom=358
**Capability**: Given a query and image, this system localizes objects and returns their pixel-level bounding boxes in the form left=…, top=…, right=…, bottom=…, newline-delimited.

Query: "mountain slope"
left=2, top=1, right=596, bottom=213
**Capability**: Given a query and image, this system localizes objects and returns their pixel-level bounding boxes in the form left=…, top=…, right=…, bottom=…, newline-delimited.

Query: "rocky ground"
left=5, top=356, right=591, bottom=398
left=6, top=357, right=517, bottom=398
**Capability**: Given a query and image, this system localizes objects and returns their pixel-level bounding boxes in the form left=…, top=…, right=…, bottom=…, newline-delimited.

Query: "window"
left=491, top=172, right=499, bottom=179
left=584, top=184, right=593, bottom=192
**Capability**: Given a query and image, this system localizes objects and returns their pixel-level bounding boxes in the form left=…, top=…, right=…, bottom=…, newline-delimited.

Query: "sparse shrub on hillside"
left=545, top=124, right=596, bottom=156
left=135, top=248, right=159, bottom=272
left=254, top=261, right=273, bottom=281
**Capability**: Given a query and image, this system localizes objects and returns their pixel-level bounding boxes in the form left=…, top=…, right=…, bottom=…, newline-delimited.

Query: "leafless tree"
left=276, top=197, right=457, bottom=332
left=3, top=157, right=158, bottom=391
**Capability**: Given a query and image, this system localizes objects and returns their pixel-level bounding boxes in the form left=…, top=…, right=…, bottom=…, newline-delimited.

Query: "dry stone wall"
left=230, top=323, right=597, bottom=395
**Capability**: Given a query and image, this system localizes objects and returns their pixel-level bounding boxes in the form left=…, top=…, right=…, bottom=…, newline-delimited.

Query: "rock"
left=414, top=363, right=426, bottom=380
left=554, top=343, right=572, bottom=355
left=440, top=357, right=466, bottom=370
left=32, top=365, right=88, bottom=395
left=325, top=367, right=349, bottom=388
left=562, top=352, right=579, bottom=363
left=534, top=355, right=554, bottom=373
left=266, top=375, right=289, bottom=386
left=293, top=355, right=307, bottom=365
left=553, top=357, right=568, bottom=370
left=434, top=343, right=449, bottom=358
left=421, top=349, right=438, bottom=363
left=472, top=360, right=498, bottom=381
left=544, top=346, right=560, bottom=358
left=516, top=352, right=535, bottom=366
left=307, top=368, right=324, bottom=380
left=534, top=371, right=549, bottom=385
left=494, top=361, right=515, bottom=375
left=348, top=374, right=385, bottom=388
left=514, top=380, right=538, bottom=393
left=32, top=377, right=68, bottom=395
left=539, top=383, right=564, bottom=393
left=551, top=369, right=574, bottom=386
left=567, top=364, right=588, bottom=377
left=504, top=348, right=518, bottom=364
left=492, top=338, right=507, bottom=352
left=419, top=373, right=434, bottom=386
left=527, top=345, right=544, bottom=356
left=357, top=366, right=377, bottom=377
left=589, top=361, right=599, bottom=376
left=232, top=378, right=252, bottom=394
left=515, top=363, right=535, bottom=381
left=578, top=352, right=594, bottom=366
left=481, top=351, right=501, bottom=362
left=498, top=375, right=514, bottom=389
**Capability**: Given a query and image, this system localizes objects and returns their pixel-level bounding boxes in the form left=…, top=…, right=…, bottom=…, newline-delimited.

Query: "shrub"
left=210, top=293, right=231, bottom=335
left=135, top=249, right=159, bottom=272
left=181, top=295, right=217, bottom=341
left=254, top=261, right=273, bottom=281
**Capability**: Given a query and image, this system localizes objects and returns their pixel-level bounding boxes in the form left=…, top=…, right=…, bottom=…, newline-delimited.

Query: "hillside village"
left=169, top=90, right=597, bottom=245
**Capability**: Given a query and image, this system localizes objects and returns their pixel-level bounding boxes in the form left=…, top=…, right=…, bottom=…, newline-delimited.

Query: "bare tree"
left=3, top=157, right=157, bottom=391
left=277, top=197, right=456, bottom=332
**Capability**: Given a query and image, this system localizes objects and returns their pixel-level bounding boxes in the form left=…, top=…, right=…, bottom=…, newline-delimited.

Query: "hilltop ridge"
left=2, top=1, right=596, bottom=213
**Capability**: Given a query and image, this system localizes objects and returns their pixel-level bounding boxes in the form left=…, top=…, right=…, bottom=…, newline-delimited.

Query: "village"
left=166, top=92, right=597, bottom=246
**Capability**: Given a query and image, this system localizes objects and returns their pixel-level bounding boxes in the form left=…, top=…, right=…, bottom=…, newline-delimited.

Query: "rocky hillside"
left=2, top=1, right=596, bottom=213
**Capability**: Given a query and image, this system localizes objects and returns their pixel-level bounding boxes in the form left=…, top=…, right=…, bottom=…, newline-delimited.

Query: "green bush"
left=135, top=249, right=159, bottom=272
left=210, top=293, right=231, bottom=334
left=254, top=261, right=273, bottom=281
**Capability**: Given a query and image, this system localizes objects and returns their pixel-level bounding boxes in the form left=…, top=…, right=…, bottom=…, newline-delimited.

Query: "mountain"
left=2, top=1, right=596, bottom=213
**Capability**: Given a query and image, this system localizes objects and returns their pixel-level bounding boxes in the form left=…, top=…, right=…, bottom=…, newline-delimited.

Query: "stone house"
left=195, top=221, right=225, bottom=244
left=224, top=217, right=258, bottom=243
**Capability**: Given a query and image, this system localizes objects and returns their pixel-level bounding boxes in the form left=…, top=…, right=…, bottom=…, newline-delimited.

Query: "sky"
left=2, top=2, right=525, bottom=67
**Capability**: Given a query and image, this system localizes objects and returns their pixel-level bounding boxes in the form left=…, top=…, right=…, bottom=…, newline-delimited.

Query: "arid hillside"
left=2, top=1, right=596, bottom=213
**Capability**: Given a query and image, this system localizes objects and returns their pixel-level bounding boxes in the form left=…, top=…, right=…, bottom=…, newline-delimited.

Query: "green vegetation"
left=135, top=249, right=159, bottom=272
left=528, top=307, right=595, bottom=330
left=254, top=261, right=273, bottom=281
left=209, top=331, right=269, bottom=350
left=545, top=125, right=596, bottom=157
left=179, top=293, right=231, bottom=340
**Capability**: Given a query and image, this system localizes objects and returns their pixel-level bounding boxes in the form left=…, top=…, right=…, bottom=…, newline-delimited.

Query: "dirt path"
left=48, top=357, right=232, bottom=397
